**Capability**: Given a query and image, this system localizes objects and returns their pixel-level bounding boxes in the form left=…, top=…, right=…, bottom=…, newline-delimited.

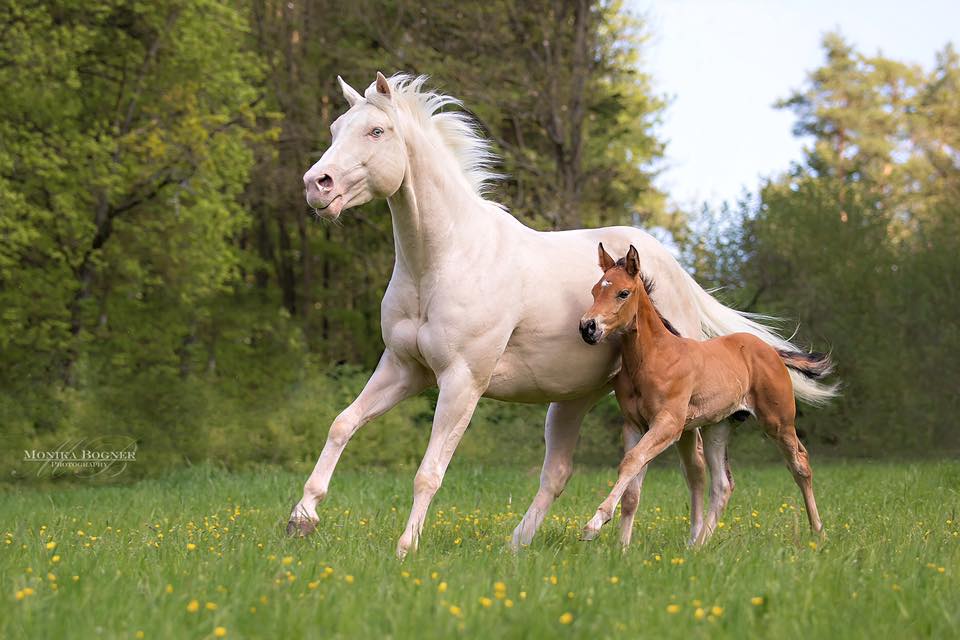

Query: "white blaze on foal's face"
left=302, top=73, right=407, bottom=219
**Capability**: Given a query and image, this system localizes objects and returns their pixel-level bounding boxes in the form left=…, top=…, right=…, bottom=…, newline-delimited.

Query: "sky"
left=628, top=0, right=960, bottom=208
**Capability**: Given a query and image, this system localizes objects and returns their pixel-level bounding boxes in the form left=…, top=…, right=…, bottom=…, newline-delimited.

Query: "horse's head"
left=303, top=72, right=406, bottom=220
left=580, top=243, right=642, bottom=345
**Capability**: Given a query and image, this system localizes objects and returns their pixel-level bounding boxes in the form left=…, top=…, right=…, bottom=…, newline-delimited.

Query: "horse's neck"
left=386, top=128, right=485, bottom=278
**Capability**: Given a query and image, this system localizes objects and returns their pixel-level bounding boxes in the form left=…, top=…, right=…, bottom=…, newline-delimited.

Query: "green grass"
left=2, top=461, right=958, bottom=639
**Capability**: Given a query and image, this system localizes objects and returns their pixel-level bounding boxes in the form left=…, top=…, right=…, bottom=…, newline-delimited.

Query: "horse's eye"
left=617, top=290, right=630, bottom=299
left=370, top=127, right=384, bottom=138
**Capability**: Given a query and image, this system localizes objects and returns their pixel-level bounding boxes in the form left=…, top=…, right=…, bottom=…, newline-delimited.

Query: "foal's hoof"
left=286, top=517, right=318, bottom=537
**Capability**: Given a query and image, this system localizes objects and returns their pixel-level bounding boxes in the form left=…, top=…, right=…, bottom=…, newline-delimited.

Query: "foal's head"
left=579, top=243, right=645, bottom=345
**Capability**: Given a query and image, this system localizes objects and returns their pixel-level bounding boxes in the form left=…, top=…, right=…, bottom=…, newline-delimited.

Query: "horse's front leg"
left=396, top=364, right=484, bottom=559
left=287, top=350, right=429, bottom=536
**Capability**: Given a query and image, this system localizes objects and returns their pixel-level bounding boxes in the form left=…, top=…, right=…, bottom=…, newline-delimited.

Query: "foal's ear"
left=337, top=76, right=363, bottom=107
left=624, top=245, right=641, bottom=277
left=375, top=71, right=392, bottom=99
left=598, top=243, right=616, bottom=271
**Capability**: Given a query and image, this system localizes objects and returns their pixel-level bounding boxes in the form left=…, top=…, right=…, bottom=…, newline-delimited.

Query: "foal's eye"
left=370, top=127, right=384, bottom=138
left=617, top=290, right=630, bottom=299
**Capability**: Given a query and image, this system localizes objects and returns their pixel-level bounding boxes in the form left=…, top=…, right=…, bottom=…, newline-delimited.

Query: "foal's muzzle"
left=580, top=318, right=602, bottom=345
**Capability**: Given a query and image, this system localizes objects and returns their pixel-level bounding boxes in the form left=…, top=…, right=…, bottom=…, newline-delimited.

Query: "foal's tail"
left=679, top=269, right=840, bottom=406
left=777, top=350, right=835, bottom=380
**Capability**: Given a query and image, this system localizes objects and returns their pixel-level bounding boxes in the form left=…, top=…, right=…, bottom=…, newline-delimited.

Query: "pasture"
left=3, top=461, right=957, bottom=638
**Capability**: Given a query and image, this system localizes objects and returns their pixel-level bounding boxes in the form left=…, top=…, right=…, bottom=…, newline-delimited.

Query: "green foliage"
left=683, top=34, right=960, bottom=456
left=1, top=0, right=673, bottom=476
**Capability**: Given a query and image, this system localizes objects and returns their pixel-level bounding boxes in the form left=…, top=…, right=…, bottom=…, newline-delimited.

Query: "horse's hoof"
left=286, top=517, right=317, bottom=537
left=580, top=526, right=600, bottom=542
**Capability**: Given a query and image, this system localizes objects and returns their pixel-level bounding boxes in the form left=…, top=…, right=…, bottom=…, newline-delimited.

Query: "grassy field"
left=2, top=461, right=958, bottom=639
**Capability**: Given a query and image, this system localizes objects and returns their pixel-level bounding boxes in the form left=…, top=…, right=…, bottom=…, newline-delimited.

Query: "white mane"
left=375, top=74, right=502, bottom=197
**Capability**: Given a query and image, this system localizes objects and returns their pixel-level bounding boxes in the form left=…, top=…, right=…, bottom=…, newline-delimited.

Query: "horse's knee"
left=327, top=412, right=358, bottom=448
left=413, top=470, right=442, bottom=497
left=541, top=462, right=572, bottom=498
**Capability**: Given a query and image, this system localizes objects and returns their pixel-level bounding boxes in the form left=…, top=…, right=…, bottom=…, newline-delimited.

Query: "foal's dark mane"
left=613, top=258, right=681, bottom=337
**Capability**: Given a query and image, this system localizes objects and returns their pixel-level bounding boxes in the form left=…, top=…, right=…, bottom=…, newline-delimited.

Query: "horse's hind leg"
left=766, top=422, right=823, bottom=534
left=511, top=390, right=606, bottom=549
left=619, top=422, right=647, bottom=547
left=694, top=422, right=733, bottom=547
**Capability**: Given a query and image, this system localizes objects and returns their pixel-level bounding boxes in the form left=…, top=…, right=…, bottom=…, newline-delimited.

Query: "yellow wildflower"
left=559, top=612, right=574, bottom=624
left=694, top=607, right=705, bottom=620
left=46, top=541, right=56, bottom=550
left=449, top=605, right=462, bottom=617
left=751, top=596, right=764, bottom=606
left=711, top=605, right=724, bottom=616
left=479, top=597, right=493, bottom=608
left=186, top=543, right=197, bottom=551
left=438, top=582, right=448, bottom=593
left=666, top=604, right=681, bottom=614
left=282, top=556, right=293, bottom=566
left=186, top=599, right=199, bottom=613
left=205, top=601, right=217, bottom=610
left=214, top=627, right=227, bottom=638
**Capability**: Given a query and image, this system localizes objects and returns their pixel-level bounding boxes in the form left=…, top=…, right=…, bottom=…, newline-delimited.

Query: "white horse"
left=289, top=73, right=835, bottom=558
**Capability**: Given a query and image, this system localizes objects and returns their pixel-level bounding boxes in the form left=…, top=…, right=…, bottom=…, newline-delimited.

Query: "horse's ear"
left=624, top=245, right=640, bottom=277
left=375, top=71, right=392, bottom=99
left=338, top=76, right=362, bottom=107
left=598, top=243, right=616, bottom=271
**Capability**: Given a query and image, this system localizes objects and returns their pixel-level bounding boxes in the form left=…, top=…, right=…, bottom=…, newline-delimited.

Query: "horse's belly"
left=483, top=336, right=618, bottom=403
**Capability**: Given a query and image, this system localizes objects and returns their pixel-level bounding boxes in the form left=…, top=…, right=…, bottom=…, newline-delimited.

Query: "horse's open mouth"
left=316, top=194, right=342, bottom=210
left=312, top=194, right=344, bottom=219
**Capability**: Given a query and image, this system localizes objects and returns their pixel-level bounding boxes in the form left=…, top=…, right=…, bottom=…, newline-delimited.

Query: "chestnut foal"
left=579, top=244, right=831, bottom=546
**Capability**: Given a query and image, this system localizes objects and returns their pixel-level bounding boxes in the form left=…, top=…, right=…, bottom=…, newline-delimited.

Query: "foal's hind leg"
left=619, top=422, right=647, bottom=547
left=694, top=422, right=734, bottom=547
left=765, top=422, right=823, bottom=534
left=676, top=429, right=707, bottom=546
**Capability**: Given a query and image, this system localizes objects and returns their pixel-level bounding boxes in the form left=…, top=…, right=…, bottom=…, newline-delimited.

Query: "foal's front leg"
left=618, top=422, right=647, bottom=547
left=582, top=412, right=683, bottom=541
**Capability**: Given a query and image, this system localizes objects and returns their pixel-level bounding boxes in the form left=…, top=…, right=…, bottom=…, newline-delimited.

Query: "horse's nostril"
left=585, top=320, right=596, bottom=332
left=317, top=174, right=333, bottom=190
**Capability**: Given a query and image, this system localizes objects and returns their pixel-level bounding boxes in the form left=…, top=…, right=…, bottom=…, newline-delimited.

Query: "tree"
left=0, top=0, right=265, bottom=389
